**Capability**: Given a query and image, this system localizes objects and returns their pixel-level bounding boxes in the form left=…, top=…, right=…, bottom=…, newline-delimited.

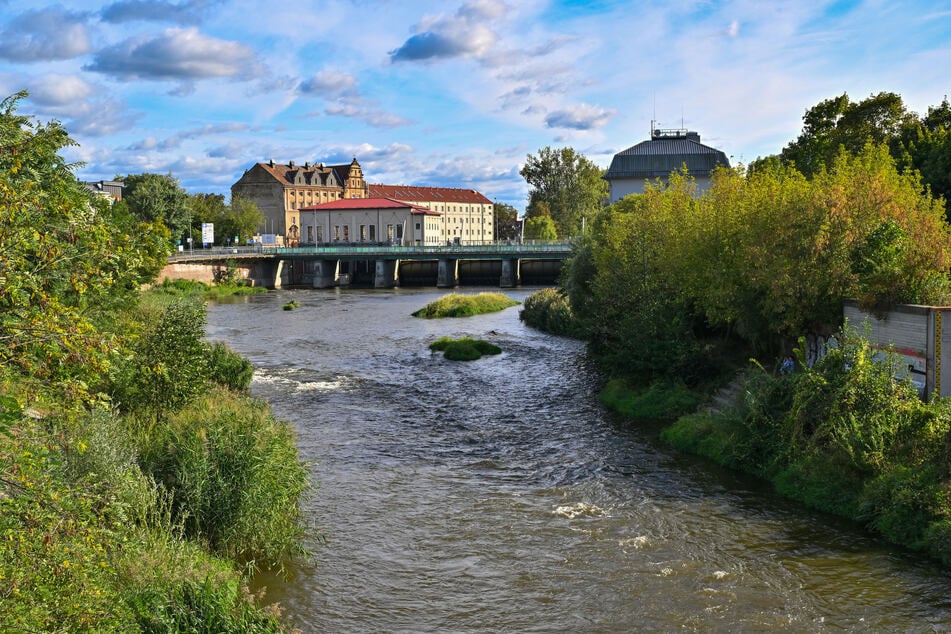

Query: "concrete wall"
left=608, top=175, right=714, bottom=203
left=843, top=300, right=951, bottom=399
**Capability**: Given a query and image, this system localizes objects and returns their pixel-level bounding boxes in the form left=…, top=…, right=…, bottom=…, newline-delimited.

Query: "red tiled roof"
left=300, top=197, right=440, bottom=215
left=369, top=184, right=492, bottom=205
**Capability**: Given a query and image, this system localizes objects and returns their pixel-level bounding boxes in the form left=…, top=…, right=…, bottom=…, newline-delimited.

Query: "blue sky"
left=1, top=0, right=949, bottom=210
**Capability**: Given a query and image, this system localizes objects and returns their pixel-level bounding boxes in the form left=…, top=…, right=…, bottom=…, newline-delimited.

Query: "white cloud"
left=84, top=27, right=260, bottom=82
left=0, top=7, right=91, bottom=61
left=545, top=104, right=615, bottom=131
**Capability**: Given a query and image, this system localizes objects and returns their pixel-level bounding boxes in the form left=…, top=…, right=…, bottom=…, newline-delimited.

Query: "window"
left=333, top=225, right=340, bottom=241
left=415, top=222, right=421, bottom=230
left=343, top=225, right=350, bottom=241
left=316, top=226, right=323, bottom=242
left=307, top=225, right=314, bottom=242
left=369, top=225, right=376, bottom=240
left=387, top=224, right=394, bottom=240
left=360, top=224, right=367, bottom=241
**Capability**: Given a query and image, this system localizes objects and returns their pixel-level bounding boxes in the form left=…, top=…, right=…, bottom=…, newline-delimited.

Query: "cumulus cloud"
left=390, top=0, right=506, bottom=62
left=0, top=7, right=91, bottom=61
left=545, top=103, right=615, bottom=130
left=26, top=75, right=95, bottom=108
left=298, top=70, right=360, bottom=99
left=100, top=0, right=219, bottom=24
left=84, top=27, right=260, bottom=82
left=323, top=104, right=411, bottom=128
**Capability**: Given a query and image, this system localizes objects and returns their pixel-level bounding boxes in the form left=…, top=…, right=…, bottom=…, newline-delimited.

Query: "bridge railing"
left=167, top=239, right=575, bottom=262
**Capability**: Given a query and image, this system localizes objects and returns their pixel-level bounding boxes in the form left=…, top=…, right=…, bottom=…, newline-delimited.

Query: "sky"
left=1, top=0, right=949, bottom=211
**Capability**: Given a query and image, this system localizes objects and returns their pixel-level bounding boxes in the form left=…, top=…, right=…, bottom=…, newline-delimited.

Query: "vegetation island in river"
left=412, top=292, right=520, bottom=318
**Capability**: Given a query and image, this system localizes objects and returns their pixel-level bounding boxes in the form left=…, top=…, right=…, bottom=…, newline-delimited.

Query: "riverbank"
left=1, top=290, right=309, bottom=632
left=584, top=333, right=951, bottom=567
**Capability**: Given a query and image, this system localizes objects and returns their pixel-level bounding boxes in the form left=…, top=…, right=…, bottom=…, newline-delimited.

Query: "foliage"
left=150, top=277, right=266, bottom=301
left=121, top=172, right=190, bottom=245
left=776, top=92, right=916, bottom=177
left=523, top=215, right=558, bottom=240
left=661, top=332, right=951, bottom=564
left=599, top=379, right=702, bottom=423
left=110, top=299, right=210, bottom=418
left=206, top=342, right=254, bottom=392
left=520, top=146, right=607, bottom=236
left=283, top=300, right=300, bottom=311
left=412, top=292, right=520, bottom=318
left=493, top=202, right=521, bottom=240
left=0, top=91, right=169, bottom=403
left=134, top=387, right=310, bottom=572
left=0, top=94, right=307, bottom=630
left=562, top=144, right=951, bottom=381
left=519, top=288, right=584, bottom=338
left=429, top=337, right=502, bottom=361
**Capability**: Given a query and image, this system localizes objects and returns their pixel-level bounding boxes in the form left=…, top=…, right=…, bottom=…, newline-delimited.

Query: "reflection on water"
left=206, top=288, right=951, bottom=632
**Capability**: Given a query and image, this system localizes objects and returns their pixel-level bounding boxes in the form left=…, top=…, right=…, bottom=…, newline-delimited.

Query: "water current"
left=205, top=288, right=951, bottom=633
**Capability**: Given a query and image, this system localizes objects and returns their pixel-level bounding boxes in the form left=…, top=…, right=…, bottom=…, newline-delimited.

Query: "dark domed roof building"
left=603, top=128, right=730, bottom=203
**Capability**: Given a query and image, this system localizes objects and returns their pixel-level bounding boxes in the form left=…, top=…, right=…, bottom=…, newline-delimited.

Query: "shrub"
left=110, top=299, right=210, bottom=419
left=412, top=292, right=519, bottom=318
left=206, top=342, right=254, bottom=392
left=519, top=288, right=584, bottom=337
left=135, top=387, right=310, bottom=571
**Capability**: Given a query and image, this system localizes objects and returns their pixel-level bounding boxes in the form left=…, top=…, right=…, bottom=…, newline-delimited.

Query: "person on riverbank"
left=781, top=355, right=795, bottom=376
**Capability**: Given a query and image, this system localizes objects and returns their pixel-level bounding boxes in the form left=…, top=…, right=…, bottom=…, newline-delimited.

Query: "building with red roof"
left=296, top=197, right=440, bottom=246
left=230, top=157, right=495, bottom=246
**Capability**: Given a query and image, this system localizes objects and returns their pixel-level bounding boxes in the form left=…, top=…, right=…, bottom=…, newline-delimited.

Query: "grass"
left=151, top=278, right=267, bottom=302
left=412, top=292, right=519, bottom=318
left=429, top=337, right=502, bottom=361
left=282, top=300, right=300, bottom=311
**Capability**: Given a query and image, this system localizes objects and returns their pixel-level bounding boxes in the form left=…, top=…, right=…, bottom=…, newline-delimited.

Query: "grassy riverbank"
left=1, top=294, right=309, bottom=632
left=412, top=292, right=519, bottom=318
left=561, top=328, right=951, bottom=566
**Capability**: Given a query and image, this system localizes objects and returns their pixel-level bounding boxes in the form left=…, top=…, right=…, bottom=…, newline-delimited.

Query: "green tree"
left=520, top=146, right=607, bottom=236
left=523, top=215, right=557, bottom=240
left=493, top=201, right=520, bottom=240
left=0, top=91, right=169, bottom=401
left=780, top=92, right=916, bottom=177
left=186, top=192, right=227, bottom=245
left=225, top=195, right=265, bottom=244
left=122, top=172, right=190, bottom=244
left=110, top=300, right=209, bottom=419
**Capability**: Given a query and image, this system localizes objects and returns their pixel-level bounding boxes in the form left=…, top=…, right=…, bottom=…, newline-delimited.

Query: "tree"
left=122, top=172, right=189, bottom=244
left=523, top=215, right=557, bottom=240
left=520, top=146, right=607, bottom=236
left=779, top=92, right=917, bottom=177
left=0, top=91, right=169, bottom=401
left=225, top=195, right=265, bottom=244
left=493, top=202, right=520, bottom=240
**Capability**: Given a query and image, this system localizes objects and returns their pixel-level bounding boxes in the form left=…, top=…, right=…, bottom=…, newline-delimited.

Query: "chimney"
left=304, top=161, right=310, bottom=169
left=288, top=160, right=295, bottom=167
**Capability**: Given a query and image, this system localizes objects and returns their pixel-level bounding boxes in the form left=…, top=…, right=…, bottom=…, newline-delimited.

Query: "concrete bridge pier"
left=374, top=259, right=400, bottom=288
left=437, top=258, right=459, bottom=288
left=313, top=259, right=340, bottom=288
left=500, top=258, right=520, bottom=288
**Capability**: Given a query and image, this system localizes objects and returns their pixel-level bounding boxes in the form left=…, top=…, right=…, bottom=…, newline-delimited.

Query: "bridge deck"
left=167, top=241, right=573, bottom=263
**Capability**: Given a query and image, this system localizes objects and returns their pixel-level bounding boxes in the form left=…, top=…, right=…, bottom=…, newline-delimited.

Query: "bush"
left=110, top=299, right=210, bottom=419
left=206, top=342, right=254, bottom=392
left=412, top=292, right=519, bottom=318
left=519, top=288, right=584, bottom=337
left=135, top=388, right=310, bottom=571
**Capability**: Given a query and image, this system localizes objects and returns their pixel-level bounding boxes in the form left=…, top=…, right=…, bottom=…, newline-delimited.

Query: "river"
left=205, top=288, right=951, bottom=632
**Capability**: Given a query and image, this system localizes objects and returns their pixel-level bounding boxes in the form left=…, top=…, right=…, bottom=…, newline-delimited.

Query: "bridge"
left=162, top=241, right=574, bottom=289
